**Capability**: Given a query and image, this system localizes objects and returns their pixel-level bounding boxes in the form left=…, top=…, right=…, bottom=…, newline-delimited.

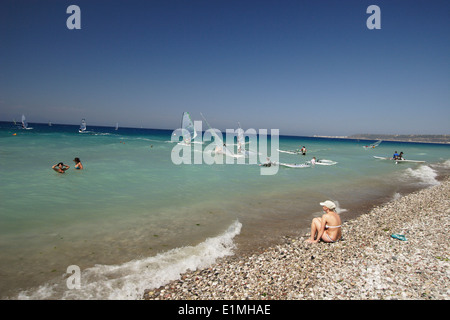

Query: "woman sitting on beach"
left=73, top=157, right=83, bottom=170
left=305, top=200, right=342, bottom=243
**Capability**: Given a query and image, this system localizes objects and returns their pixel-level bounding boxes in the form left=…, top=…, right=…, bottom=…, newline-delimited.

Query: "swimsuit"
left=324, top=225, right=341, bottom=242
left=324, top=233, right=336, bottom=243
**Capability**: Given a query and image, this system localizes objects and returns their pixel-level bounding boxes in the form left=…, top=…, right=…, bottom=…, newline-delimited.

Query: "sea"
left=0, top=121, right=449, bottom=299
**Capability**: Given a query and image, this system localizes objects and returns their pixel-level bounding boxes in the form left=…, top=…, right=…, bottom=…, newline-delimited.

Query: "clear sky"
left=1, top=0, right=449, bottom=136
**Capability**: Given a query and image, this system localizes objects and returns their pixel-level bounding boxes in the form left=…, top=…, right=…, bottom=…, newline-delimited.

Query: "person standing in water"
left=73, top=157, right=83, bottom=170
left=300, top=146, right=307, bottom=155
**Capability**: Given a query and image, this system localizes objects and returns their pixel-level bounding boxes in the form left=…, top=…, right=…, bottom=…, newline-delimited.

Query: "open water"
left=0, top=121, right=449, bottom=299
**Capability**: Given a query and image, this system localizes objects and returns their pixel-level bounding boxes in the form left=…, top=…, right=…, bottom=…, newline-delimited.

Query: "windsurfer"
left=261, top=157, right=273, bottom=167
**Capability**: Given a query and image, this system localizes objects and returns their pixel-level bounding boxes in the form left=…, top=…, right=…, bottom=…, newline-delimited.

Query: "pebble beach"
left=144, top=178, right=449, bottom=300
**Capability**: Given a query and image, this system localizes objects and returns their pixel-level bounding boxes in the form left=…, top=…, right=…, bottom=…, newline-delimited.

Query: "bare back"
left=322, top=211, right=342, bottom=241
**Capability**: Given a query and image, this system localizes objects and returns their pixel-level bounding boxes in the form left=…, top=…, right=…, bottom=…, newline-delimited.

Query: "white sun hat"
left=320, top=200, right=336, bottom=210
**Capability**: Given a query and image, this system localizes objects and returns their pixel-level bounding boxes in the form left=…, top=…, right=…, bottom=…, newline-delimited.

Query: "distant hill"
left=349, top=134, right=450, bottom=144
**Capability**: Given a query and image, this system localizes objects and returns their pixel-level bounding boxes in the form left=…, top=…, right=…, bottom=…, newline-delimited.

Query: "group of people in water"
left=52, top=157, right=83, bottom=173
left=49, top=145, right=337, bottom=244
left=392, top=151, right=404, bottom=160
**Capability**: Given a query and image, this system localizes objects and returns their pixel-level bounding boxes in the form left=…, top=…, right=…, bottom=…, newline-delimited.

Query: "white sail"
left=372, top=140, right=382, bottom=147
left=363, top=139, right=382, bottom=149
left=79, top=119, right=87, bottom=132
left=115, top=122, right=119, bottom=130
left=237, top=122, right=245, bottom=153
left=21, top=114, right=28, bottom=129
left=200, top=113, right=242, bottom=158
left=181, top=112, right=197, bottom=144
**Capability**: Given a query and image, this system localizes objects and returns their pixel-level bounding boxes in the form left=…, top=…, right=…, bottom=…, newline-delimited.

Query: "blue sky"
left=1, top=0, right=449, bottom=136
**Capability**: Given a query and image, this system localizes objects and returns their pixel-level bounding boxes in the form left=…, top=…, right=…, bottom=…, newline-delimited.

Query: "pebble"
left=143, top=179, right=449, bottom=300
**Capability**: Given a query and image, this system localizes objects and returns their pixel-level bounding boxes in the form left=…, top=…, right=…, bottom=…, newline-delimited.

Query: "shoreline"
left=311, top=134, right=450, bottom=145
left=143, top=177, right=449, bottom=300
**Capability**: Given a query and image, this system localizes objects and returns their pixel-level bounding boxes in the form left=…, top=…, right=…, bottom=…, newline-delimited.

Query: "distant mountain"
left=349, top=134, right=450, bottom=144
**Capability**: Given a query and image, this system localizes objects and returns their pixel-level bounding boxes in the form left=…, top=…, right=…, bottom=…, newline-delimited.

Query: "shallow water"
left=0, top=121, right=449, bottom=299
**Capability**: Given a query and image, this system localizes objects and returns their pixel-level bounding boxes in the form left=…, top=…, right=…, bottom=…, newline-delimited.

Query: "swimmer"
left=52, top=162, right=70, bottom=173
left=73, top=157, right=83, bottom=170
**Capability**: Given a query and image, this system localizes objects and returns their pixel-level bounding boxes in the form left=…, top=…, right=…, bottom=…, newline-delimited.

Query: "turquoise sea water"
left=1, top=121, right=449, bottom=299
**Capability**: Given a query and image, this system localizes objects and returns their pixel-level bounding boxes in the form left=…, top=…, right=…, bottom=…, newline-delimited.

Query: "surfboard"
left=277, top=149, right=301, bottom=155
left=275, top=162, right=310, bottom=168
left=394, top=159, right=426, bottom=163
left=373, top=156, right=425, bottom=163
left=312, top=159, right=338, bottom=166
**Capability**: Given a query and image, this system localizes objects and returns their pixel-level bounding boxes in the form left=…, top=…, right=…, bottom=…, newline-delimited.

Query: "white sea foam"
left=392, top=192, right=402, bottom=201
left=313, top=200, right=347, bottom=216
left=436, top=159, right=450, bottom=169
left=403, top=165, right=439, bottom=186
left=444, top=159, right=450, bottom=168
left=16, top=220, right=242, bottom=300
left=334, top=200, right=348, bottom=214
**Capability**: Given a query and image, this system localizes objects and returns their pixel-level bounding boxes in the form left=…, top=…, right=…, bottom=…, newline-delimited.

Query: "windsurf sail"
left=181, top=112, right=197, bottom=144
left=115, top=122, right=119, bottom=130
left=21, top=114, right=28, bottom=129
left=200, top=113, right=241, bottom=158
left=371, top=140, right=382, bottom=147
left=237, top=122, right=245, bottom=154
left=364, top=140, right=382, bottom=149
left=79, top=119, right=87, bottom=132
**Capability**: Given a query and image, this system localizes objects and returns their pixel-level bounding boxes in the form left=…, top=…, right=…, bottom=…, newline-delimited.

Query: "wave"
left=402, top=165, right=439, bottom=186
left=431, top=159, right=450, bottom=169
left=16, top=220, right=242, bottom=300
left=312, top=200, right=347, bottom=216
left=334, top=200, right=348, bottom=214
left=392, top=192, right=402, bottom=201
left=444, top=159, right=450, bottom=168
